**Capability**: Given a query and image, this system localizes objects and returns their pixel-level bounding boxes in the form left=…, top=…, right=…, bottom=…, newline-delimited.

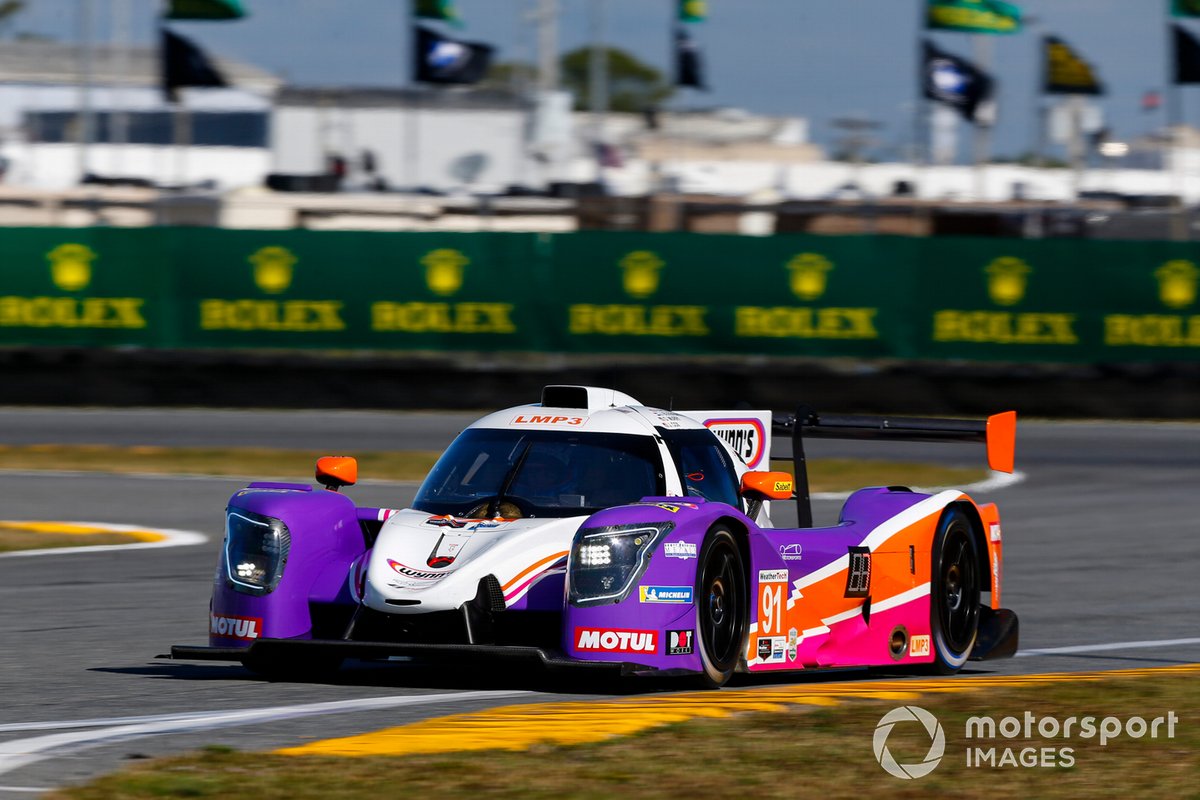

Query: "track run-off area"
left=0, top=409, right=1197, bottom=794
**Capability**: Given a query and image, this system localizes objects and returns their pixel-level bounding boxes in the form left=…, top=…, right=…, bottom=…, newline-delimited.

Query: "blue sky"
left=11, top=1, right=1188, bottom=160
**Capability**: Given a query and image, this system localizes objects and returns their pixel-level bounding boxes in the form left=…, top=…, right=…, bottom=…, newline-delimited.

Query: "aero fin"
left=985, top=411, right=1017, bottom=474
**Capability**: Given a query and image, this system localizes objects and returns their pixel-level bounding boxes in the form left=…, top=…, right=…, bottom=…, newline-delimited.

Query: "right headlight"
left=222, top=508, right=290, bottom=596
left=568, top=522, right=673, bottom=606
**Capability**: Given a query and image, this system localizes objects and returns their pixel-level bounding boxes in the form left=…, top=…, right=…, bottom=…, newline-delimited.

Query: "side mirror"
left=316, top=456, right=358, bottom=492
left=740, top=470, right=794, bottom=501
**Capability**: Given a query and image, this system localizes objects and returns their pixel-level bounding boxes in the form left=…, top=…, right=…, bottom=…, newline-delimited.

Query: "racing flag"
left=413, top=25, right=494, bottom=85
left=1043, top=36, right=1104, bottom=95
left=1174, top=23, right=1200, bottom=84
left=675, top=27, right=707, bottom=90
left=680, top=0, right=707, bottom=23
left=161, top=28, right=227, bottom=103
left=165, top=0, right=246, bottom=19
left=415, top=0, right=461, bottom=26
left=926, top=0, right=1021, bottom=35
left=1174, top=0, right=1200, bottom=18
left=922, top=40, right=994, bottom=123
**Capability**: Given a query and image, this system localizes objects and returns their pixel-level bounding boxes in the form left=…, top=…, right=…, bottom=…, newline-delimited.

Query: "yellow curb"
left=0, top=521, right=166, bottom=543
left=278, top=663, right=1200, bottom=759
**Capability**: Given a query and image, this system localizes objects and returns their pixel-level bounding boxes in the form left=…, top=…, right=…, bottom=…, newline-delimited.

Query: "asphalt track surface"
left=1, top=409, right=1198, bottom=794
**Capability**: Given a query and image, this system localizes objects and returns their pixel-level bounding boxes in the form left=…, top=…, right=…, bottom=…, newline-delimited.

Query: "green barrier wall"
left=1, top=228, right=1197, bottom=362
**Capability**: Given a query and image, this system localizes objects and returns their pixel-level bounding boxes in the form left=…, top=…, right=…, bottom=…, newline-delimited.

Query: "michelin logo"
left=639, top=585, right=694, bottom=603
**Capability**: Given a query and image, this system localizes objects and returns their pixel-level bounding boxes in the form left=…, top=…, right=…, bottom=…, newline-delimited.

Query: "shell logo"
left=786, top=253, right=832, bottom=301
left=47, top=243, right=97, bottom=291
left=421, top=248, right=470, bottom=296
left=984, top=257, right=1032, bottom=306
left=249, top=246, right=298, bottom=294
left=620, top=250, right=664, bottom=298
left=1154, top=259, right=1197, bottom=309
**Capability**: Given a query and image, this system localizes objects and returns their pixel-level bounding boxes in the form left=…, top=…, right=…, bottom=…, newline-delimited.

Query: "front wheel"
left=695, top=527, right=747, bottom=688
left=927, top=508, right=981, bottom=674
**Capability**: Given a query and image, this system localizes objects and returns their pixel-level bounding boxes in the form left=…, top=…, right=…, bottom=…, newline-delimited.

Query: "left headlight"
left=568, top=522, right=673, bottom=606
left=222, top=508, right=290, bottom=596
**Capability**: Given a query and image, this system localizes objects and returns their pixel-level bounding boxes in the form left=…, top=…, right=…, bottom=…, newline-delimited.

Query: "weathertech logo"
left=210, top=614, right=261, bottom=641
left=575, top=627, right=658, bottom=654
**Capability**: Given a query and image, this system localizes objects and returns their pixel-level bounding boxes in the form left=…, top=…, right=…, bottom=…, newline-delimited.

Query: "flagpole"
left=76, top=0, right=95, bottom=185
left=913, top=1, right=929, bottom=231
left=1168, top=10, right=1187, bottom=240
left=406, top=2, right=420, bottom=192
left=971, top=33, right=992, bottom=200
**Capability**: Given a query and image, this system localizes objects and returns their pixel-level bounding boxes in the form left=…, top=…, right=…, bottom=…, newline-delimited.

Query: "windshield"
left=413, top=428, right=666, bottom=518
left=659, top=427, right=742, bottom=507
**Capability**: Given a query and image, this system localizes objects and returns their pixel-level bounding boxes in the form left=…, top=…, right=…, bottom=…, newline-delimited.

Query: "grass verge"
left=0, top=443, right=986, bottom=492
left=49, top=668, right=1197, bottom=800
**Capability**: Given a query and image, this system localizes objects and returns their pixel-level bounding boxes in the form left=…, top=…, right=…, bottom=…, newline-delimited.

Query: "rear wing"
left=773, top=408, right=1017, bottom=527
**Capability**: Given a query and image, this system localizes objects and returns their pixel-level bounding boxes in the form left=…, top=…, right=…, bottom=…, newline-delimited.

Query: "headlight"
left=223, top=508, right=290, bottom=596
left=569, top=522, right=673, bottom=606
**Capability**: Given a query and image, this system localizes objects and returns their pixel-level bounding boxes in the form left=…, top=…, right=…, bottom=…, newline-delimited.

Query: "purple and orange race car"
left=173, top=385, right=1019, bottom=687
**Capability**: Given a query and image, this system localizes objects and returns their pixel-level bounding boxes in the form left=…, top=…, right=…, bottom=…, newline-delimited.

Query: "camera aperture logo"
left=875, top=705, right=1180, bottom=777
left=873, top=706, right=945, bottom=779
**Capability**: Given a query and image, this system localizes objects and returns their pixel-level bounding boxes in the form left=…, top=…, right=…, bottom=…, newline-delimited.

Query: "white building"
left=0, top=39, right=280, bottom=189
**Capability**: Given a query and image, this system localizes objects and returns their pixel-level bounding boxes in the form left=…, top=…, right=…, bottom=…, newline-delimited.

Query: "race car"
left=173, top=385, right=1019, bottom=687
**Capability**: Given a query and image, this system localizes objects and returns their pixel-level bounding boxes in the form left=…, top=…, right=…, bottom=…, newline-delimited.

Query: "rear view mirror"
left=316, top=456, right=358, bottom=492
left=740, top=470, right=794, bottom=501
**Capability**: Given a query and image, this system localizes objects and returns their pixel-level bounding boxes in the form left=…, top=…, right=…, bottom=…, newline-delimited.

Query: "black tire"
left=695, top=527, right=747, bottom=688
left=928, top=508, right=981, bottom=674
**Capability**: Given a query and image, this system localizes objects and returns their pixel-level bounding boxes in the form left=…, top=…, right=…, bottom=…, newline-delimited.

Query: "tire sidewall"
left=695, top=526, right=747, bottom=687
left=929, top=508, right=980, bottom=673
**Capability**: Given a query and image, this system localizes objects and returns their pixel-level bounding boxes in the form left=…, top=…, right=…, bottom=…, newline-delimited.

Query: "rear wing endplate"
left=773, top=408, right=1016, bottom=527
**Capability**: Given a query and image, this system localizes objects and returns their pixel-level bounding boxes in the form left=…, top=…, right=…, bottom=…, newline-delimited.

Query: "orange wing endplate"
left=985, top=411, right=1017, bottom=473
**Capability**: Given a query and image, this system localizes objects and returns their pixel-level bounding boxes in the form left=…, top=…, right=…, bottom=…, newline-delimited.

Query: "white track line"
left=1017, top=637, right=1200, bottom=657
left=0, top=690, right=531, bottom=778
left=0, top=522, right=206, bottom=559
left=811, top=469, right=1025, bottom=501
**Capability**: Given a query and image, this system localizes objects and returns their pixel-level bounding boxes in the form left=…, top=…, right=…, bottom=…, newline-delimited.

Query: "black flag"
left=922, top=40, right=993, bottom=122
left=413, top=25, right=494, bottom=85
left=1043, top=36, right=1104, bottom=95
left=675, top=27, right=706, bottom=90
left=162, top=28, right=226, bottom=103
left=1174, top=24, right=1200, bottom=84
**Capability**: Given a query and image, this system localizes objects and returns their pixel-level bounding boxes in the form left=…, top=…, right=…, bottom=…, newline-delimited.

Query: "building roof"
left=0, top=39, right=281, bottom=94
left=277, top=85, right=529, bottom=111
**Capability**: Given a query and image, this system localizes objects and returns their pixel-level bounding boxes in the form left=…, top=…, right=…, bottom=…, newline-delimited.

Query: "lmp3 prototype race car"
left=173, top=386, right=1019, bottom=687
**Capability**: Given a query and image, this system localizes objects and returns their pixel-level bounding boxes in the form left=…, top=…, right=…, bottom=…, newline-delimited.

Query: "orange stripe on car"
left=502, top=551, right=569, bottom=591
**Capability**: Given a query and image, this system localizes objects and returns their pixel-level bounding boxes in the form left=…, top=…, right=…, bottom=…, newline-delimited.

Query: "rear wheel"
left=695, top=527, right=747, bottom=688
left=928, top=508, right=981, bottom=674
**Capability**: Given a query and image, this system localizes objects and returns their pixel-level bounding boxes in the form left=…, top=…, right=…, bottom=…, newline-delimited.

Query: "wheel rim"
left=938, top=525, right=979, bottom=653
left=701, top=540, right=742, bottom=668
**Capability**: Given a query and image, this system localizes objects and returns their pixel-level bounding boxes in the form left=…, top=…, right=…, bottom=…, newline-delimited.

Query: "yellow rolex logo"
left=1154, top=260, right=1198, bottom=309
left=620, top=251, right=664, bottom=298
left=985, top=257, right=1032, bottom=306
left=47, top=243, right=97, bottom=292
left=421, top=249, right=469, bottom=296
left=249, top=247, right=297, bottom=294
left=786, top=253, right=832, bottom=301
